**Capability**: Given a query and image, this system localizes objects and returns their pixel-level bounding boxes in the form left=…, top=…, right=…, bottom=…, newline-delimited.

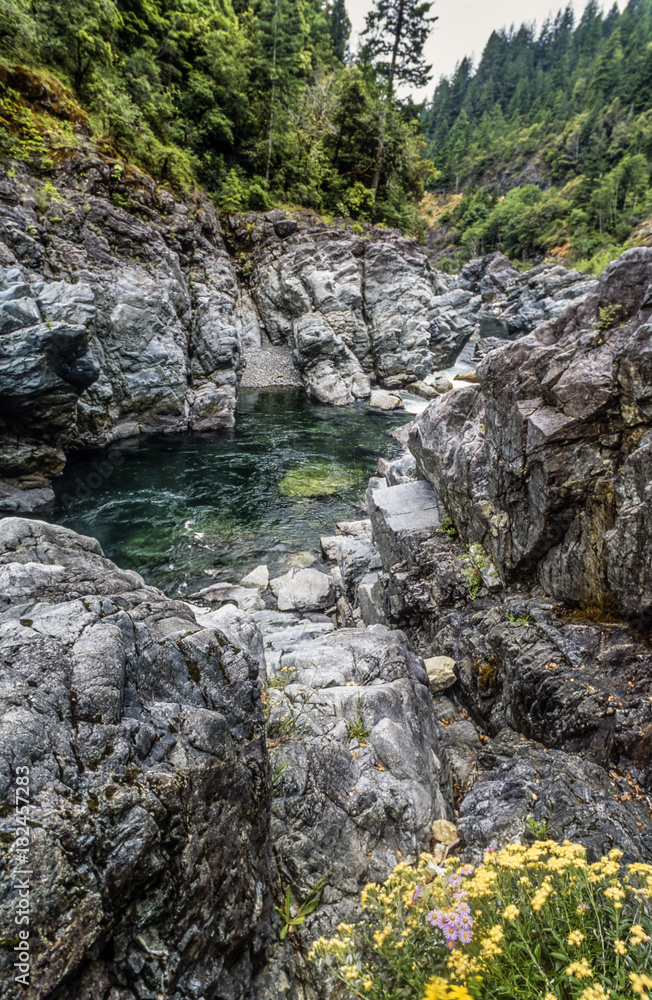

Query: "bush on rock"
left=310, top=842, right=652, bottom=1000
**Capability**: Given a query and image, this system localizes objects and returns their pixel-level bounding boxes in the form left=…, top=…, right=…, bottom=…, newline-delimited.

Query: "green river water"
left=48, top=388, right=412, bottom=597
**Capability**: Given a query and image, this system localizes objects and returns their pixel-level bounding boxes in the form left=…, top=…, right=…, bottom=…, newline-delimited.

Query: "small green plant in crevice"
left=439, top=516, right=457, bottom=541
left=464, top=564, right=482, bottom=600
left=268, top=665, right=295, bottom=691
left=272, top=759, right=290, bottom=793
left=346, top=695, right=371, bottom=743
left=266, top=710, right=306, bottom=748
left=505, top=610, right=533, bottom=626
left=525, top=816, right=551, bottom=840
left=276, top=874, right=329, bottom=940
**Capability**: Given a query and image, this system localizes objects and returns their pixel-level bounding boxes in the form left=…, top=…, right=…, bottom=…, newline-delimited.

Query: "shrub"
left=310, top=842, right=652, bottom=1000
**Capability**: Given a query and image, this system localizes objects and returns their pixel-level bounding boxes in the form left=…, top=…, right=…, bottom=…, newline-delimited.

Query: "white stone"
left=269, top=567, right=335, bottom=612
left=369, top=389, right=404, bottom=411
left=241, top=565, right=269, bottom=589
left=431, top=819, right=459, bottom=844
left=424, top=655, right=457, bottom=693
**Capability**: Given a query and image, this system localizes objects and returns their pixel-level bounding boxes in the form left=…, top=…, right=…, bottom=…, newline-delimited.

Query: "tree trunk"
left=371, top=0, right=405, bottom=199
left=266, top=0, right=280, bottom=183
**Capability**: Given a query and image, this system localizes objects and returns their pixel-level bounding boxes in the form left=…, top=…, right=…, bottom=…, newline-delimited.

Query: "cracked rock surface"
left=0, top=517, right=273, bottom=1000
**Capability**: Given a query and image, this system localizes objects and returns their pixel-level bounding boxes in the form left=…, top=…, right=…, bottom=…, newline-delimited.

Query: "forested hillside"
left=423, top=0, right=652, bottom=271
left=0, top=0, right=434, bottom=230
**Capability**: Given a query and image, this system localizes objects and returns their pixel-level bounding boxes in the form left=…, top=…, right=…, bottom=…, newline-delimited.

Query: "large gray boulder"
left=0, top=518, right=273, bottom=1000
left=459, top=729, right=652, bottom=864
left=244, top=222, right=455, bottom=389
left=264, top=621, right=453, bottom=998
left=410, top=247, right=652, bottom=622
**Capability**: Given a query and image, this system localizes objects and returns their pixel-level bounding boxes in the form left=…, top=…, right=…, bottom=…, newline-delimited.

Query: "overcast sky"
left=345, top=0, right=624, bottom=102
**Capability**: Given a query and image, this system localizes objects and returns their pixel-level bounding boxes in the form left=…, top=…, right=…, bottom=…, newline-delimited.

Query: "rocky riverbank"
left=2, top=129, right=652, bottom=1000
left=2, top=247, right=652, bottom=1000
left=0, top=144, right=598, bottom=512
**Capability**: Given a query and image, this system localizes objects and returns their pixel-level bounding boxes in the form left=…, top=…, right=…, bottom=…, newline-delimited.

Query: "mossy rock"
left=278, top=461, right=358, bottom=498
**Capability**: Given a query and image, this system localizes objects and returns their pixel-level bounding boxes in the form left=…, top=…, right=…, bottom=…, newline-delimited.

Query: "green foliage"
left=310, top=842, right=652, bottom=1000
left=346, top=695, right=371, bottom=743
left=276, top=874, right=328, bottom=940
left=438, top=516, right=457, bottom=541
left=504, top=610, right=533, bottom=626
left=0, top=0, right=430, bottom=231
left=362, top=0, right=437, bottom=94
left=423, top=1, right=652, bottom=266
left=525, top=816, right=551, bottom=840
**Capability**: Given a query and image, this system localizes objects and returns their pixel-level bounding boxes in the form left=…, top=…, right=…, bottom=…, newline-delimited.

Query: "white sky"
left=345, top=0, right=625, bottom=101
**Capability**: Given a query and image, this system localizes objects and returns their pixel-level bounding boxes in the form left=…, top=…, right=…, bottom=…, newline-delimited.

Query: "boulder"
left=266, top=623, right=453, bottom=995
left=409, top=247, right=652, bottom=622
left=369, top=389, right=404, bottom=410
left=241, top=564, right=270, bottom=589
left=424, top=655, right=457, bottom=693
left=190, top=581, right=265, bottom=612
left=459, top=730, right=652, bottom=864
left=335, top=518, right=373, bottom=541
left=0, top=518, right=273, bottom=1000
left=406, top=380, right=440, bottom=399
left=423, top=373, right=453, bottom=393
left=0, top=160, right=250, bottom=490
left=269, top=566, right=335, bottom=612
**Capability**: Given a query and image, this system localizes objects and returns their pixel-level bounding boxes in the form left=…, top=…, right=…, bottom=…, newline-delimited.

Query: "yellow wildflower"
left=578, top=985, right=609, bottom=1000
left=567, top=929, right=585, bottom=946
left=503, top=904, right=519, bottom=920
left=630, top=924, right=650, bottom=946
left=545, top=994, right=557, bottom=1000
left=532, top=880, right=554, bottom=912
left=488, top=925, right=504, bottom=943
left=423, top=977, right=473, bottom=1000
left=614, top=938, right=626, bottom=955
left=630, top=972, right=652, bottom=1000
left=566, top=958, right=593, bottom=980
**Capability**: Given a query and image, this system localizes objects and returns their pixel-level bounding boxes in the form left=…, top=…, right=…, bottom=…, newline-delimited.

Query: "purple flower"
left=459, top=864, right=474, bottom=876
left=486, top=844, right=497, bottom=853
left=448, top=873, right=463, bottom=887
left=457, top=901, right=471, bottom=915
left=412, top=883, right=423, bottom=904
left=445, top=931, right=458, bottom=949
left=453, top=887, right=467, bottom=901
left=458, top=927, right=473, bottom=944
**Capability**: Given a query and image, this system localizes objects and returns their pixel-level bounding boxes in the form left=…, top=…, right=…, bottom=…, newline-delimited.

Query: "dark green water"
left=49, top=389, right=410, bottom=596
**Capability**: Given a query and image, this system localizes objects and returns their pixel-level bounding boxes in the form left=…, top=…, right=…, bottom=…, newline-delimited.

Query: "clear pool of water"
left=47, top=389, right=412, bottom=596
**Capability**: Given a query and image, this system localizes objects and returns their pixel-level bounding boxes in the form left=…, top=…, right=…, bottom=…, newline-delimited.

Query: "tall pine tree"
left=362, top=0, right=437, bottom=195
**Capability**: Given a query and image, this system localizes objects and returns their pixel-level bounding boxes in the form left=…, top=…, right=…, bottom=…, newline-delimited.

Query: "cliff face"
left=0, top=518, right=273, bottom=1000
left=0, top=155, right=246, bottom=508
left=410, top=247, right=652, bottom=625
